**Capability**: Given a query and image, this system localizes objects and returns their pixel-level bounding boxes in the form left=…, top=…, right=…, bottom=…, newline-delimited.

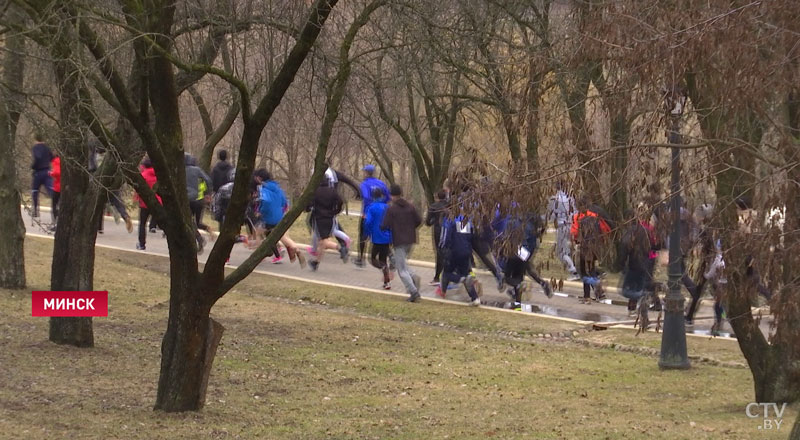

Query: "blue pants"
left=31, top=170, right=52, bottom=216
left=441, top=253, right=478, bottom=300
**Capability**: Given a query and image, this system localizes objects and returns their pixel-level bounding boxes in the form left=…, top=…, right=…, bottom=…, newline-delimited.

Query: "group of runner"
left=29, top=137, right=773, bottom=332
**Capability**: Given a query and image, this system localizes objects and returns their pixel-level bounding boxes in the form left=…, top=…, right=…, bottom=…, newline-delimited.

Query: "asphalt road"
left=24, top=207, right=770, bottom=339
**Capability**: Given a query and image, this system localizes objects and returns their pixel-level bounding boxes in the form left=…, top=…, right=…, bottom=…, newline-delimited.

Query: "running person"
left=49, top=155, right=61, bottom=225
left=355, top=164, right=390, bottom=267
left=185, top=154, right=214, bottom=253
left=30, top=133, right=53, bottom=221
left=323, top=160, right=360, bottom=258
left=425, top=190, right=448, bottom=285
left=547, top=181, right=579, bottom=280
left=381, top=185, right=422, bottom=302
left=134, top=157, right=162, bottom=250
left=308, top=179, right=345, bottom=271
left=436, top=215, right=482, bottom=306
left=211, top=149, right=234, bottom=193
left=617, top=208, right=656, bottom=328
left=572, top=198, right=612, bottom=302
left=364, top=187, right=392, bottom=289
left=257, top=170, right=306, bottom=268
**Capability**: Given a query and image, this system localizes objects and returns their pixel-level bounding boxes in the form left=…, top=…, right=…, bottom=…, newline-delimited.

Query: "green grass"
left=0, top=237, right=793, bottom=439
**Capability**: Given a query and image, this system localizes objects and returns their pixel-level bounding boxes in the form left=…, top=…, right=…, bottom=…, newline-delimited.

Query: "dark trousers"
left=31, top=170, right=52, bottom=216
left=358, top=216, right=367, bottom=261
left=138, top=207, right=151, bottom=247
left=472, top=237, right=500, bottom=279
left=433, top=228, right=444, bottom=281
left=51, top=191, right=60, bottom=222
left=109, top=189, right=129, bottom=220
left=370, top=243, right=391, bottom=283
left=190, top=199, right=208, bottom=245
left=442, top=253, right=478, bottom=301
left=579, top=254, right=597, bottom=299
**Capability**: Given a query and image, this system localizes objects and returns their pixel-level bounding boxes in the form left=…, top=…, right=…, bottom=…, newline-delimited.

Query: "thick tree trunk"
left=48, top=22, right=104, bottom=347
left=0, top=5, right=27, bottom=289
left=154, top=258, right=223, bottom=411
left=48, top=169, right=104, bottom=346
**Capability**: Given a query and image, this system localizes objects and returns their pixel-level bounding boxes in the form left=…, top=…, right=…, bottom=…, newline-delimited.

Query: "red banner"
left=31, top=291, right=108, bottom=317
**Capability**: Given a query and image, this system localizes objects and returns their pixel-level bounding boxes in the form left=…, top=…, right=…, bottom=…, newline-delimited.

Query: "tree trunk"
left=608, top=112, right=630, bottom=221
left=0, top=5, right=27, bottom=289
left=154, top=260, right=223, bottom=411
left=791, top=414, right=800, bottom=440
left=48, top=50, right=105, bottom=347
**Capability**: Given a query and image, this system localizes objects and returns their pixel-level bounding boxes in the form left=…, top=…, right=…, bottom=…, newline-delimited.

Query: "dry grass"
left=0, top=238, right=793, bottom=439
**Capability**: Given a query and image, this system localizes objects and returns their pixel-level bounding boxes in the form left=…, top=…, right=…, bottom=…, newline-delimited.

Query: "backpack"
left=578, top=214, right=606, bottom=260
left=212, top=182, right=234, bottom=221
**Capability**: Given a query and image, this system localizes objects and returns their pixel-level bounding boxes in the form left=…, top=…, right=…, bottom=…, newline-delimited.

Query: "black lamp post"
left=658, top=85, right=691, bottom=370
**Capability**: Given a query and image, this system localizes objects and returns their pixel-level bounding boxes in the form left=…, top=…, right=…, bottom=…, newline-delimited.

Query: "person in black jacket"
left=30, top=133, right=53, bottom=219
left=381, top=184, right=422, bottom=302
left=211, top=149, right=234, bottom=193
left=308, top=180, right=344, bottom=271
left=425, top=190, right=448, bottom=285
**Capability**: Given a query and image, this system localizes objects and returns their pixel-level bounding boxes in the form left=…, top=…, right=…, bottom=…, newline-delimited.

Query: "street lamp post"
left=658, top=86, right=691, bottom=370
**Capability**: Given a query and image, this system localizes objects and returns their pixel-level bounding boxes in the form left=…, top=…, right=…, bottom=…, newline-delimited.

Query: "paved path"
left=25, top=207, right=769, bottom=339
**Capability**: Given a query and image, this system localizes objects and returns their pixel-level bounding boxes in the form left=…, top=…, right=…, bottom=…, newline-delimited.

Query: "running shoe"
left=469, top=297, right=481, bottom=307
left=383, top=282, right=391, bottom=290
left=149, top=227, right=157, bottom=233
left=353, top=258, right=365, bottom=268
left=309, top=260, right=319, bottom=272
left=136, top=243, right=146, bottom=251
left=434, top=286, right=445, bottom=298
left=567, top=274, right=581, bottom=282
left=407, top=292, right=420, bottom=302
left=429, top=279, right=440, bottom=286
left=339, top=245, right=349, bottom=263
left=271, top=256, right=283, bottom=264
left=411, top=273, right=421, bottom=292
left=307, top=246, right=319, bottom=258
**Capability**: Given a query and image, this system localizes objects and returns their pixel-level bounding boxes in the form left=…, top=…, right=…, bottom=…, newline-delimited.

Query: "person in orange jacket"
left=571, top=198, right=613, bottom=303
left=49, top=155, right=61, bottom=224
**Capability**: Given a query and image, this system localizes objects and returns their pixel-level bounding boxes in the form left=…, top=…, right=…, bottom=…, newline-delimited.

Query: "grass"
left=1, top=238, right=794, bottom=439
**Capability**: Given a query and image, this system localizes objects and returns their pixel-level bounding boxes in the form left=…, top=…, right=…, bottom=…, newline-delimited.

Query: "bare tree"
left=0, top=4, right=27, bottom=289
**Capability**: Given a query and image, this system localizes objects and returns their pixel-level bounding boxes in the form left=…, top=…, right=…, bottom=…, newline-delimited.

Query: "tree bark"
left=48, top=80, right=101, bottom=346
left=46, top=5, right=110, bottom=348
left=691, top=69, right=800, bottom=403
left=0, top=5, right=27, bottom=289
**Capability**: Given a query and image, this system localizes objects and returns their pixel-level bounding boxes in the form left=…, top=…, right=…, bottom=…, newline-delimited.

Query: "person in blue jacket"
left=355, top=164, right=390, bottom=267
left=436, top=215, right=482, bottom=306
left=364, top=187, right=393, bottom=289
left=257, top=169, right=305, bottom=268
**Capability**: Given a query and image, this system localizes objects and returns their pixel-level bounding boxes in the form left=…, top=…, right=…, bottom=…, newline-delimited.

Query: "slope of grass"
left=0, top=238, right=792, bottom=439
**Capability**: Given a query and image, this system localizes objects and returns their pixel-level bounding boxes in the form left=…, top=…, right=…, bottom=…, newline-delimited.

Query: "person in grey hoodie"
left=381, top=184, right=422, bottom=302
left=185, top=153, right=214, bottom=253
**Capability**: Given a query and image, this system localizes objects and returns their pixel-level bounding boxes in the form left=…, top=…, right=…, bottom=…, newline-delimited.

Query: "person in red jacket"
left=571, top=198, right=612, bottom=302
left=135, top=157, right=162, bottom=250
left=49, top=155, right=61, bottom=224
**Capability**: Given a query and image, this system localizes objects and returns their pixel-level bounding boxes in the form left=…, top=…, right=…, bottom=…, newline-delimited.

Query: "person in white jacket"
left=547, top=181, right=579, bottom=281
